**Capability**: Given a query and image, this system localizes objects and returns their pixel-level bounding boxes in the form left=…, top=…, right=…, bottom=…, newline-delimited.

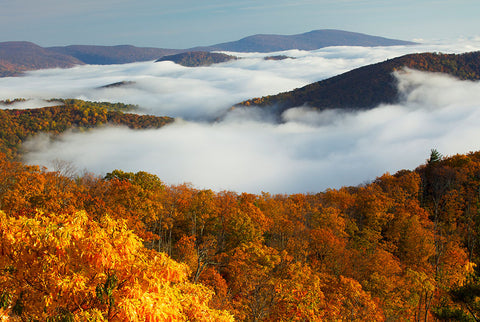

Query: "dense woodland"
left=0, top=99, right=173, bottom=160
left=1, top=47, right=480, bottom=319
left=0, top=98, right=480, bottom=320
left=235, top=51, right=480, bottom=115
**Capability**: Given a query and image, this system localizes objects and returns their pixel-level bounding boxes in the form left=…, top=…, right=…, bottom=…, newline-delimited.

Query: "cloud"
left=4, top=40, right=480, bottom=193
left=23, top=69, right=480, bottom=193
left=3, top=39, right=479, bottom=118
left=0, top=98, right=61, bottom=109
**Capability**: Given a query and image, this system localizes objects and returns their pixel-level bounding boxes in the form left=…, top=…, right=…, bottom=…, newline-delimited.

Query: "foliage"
left=0, top=208, right=233, bottom=321
left=0, top=99, right=173, bottom=159
left=1, top=147, right=480, bottom=319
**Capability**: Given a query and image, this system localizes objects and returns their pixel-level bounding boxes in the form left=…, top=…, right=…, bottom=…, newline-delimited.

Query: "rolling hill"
left=233, top=51, right=480, bottom=115
left=0, top=41, right=84, bottom=77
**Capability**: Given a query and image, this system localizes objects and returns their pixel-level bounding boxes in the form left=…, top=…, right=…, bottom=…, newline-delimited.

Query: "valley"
left=2, top=26, right=480, bottom=321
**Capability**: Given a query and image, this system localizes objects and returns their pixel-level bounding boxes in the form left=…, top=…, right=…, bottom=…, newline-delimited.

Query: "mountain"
left=155, top=51, right=237, bottom=67
left=192, top=29, right=416, bottom=53
left=0, top=41, right=84, bottom=77
left=0, top=30, right=416, bottom=74
left=47, top=45, right=182, bottom=65
left=233, top=51, right=480, bottom=115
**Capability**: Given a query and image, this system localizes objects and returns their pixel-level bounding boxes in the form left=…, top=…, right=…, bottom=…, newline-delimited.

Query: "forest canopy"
left=0, top=99, right=173, bottom=159
left=1, top=144, right=480, bottom=320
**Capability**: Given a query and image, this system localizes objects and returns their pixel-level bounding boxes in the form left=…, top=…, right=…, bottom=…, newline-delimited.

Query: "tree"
left=0, top=210, right=233, bottom=321
left=428, top=149, right=443, bottom=165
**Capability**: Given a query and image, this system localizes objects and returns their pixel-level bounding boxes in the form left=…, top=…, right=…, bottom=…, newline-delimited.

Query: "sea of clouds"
left=2, top=38, right=480, bottom=193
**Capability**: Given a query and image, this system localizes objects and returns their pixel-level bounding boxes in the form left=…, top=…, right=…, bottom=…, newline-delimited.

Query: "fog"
left=2, top=40, right=479, bottom=120
left=3, top=40, right=480, bottom=193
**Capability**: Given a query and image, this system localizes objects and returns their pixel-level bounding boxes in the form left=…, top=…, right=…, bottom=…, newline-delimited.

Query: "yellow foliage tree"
left=0, top=210, right=233, bottom=321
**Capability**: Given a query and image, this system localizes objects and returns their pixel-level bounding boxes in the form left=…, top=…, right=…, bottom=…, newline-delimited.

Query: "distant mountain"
left=193, top=29, right=416, bottom=53
left=155, top=51, right=237, bottom=67
left=0, top=41, right=83, bottom=77
left=0, top=30, right=416, bottom=75
left=233, top=51, right=480, bottom=114
left=48, top=45, right=181, bottom=65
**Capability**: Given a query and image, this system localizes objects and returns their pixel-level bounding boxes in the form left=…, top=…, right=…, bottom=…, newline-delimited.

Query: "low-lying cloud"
left=2, top=40, right=478, bottom=120
left=23, top=69, right=480, bottom=193
left=4, top=39, right=480, bottom=193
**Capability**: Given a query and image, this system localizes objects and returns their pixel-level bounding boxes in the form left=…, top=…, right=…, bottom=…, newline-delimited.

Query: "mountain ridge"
left=0, top=29, right=415, bottom=75
left=0, top=41, right=84, bottom=77
left=191, top=29, right=416, bottom=52
left=233, top=51, right=480, bottom=115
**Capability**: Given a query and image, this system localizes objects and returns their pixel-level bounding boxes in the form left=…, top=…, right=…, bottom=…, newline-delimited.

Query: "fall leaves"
left=0, top=210, right=233, bottom=321
left=0, top=99, right=173, bottom=160
left=1, top=150, right=480, bottom=320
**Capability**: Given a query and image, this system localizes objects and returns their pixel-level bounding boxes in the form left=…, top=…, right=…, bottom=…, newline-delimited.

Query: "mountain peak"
left=193, top=29, right=416, bottom=52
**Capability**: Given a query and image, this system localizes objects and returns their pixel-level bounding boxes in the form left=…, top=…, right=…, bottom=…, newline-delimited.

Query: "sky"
left=2, top=40, right=480, bottom=194
left=1, top=0, right=480, bottom=48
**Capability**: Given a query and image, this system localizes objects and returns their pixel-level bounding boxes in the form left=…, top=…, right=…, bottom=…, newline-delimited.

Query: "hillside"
left=234, top=51, right=480, bottom=114
left=48, top=44, right=182, bottom=65
left=0, top=41, right=83, bottom=77
left=155, top=51, right=237, bottom=67
left=0, top=99, right=174, bottom=160
left=193, top=29, right=416, bottom=53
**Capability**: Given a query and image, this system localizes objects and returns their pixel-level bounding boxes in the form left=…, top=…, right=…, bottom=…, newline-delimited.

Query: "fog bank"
left=23, top=69, right=480, bottom=193
left=3, top=39, right=480, bottom=193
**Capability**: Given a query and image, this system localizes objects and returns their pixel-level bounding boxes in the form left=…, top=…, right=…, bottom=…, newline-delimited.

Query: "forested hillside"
left=235, top=51, right=480, bottom=115
left=1, top=130, right=480, bottom=320
left=0, top=99, right=173, bottom=159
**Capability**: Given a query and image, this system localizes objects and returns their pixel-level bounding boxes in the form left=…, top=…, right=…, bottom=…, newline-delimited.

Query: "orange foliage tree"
left=0, top=210, right=233, bottom=321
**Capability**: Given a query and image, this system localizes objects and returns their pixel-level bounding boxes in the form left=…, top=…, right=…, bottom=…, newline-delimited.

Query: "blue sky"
left=1, top=0, right=479, bottom=48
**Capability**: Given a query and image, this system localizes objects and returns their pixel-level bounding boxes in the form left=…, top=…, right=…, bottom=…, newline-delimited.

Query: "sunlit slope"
left=234, top=51, right=480, bottom=114
left=0, top=99, right=173, bottom=159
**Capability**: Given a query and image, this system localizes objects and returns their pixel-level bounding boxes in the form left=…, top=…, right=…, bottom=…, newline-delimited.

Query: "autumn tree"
left=0, top=210, right=233, bottom=321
